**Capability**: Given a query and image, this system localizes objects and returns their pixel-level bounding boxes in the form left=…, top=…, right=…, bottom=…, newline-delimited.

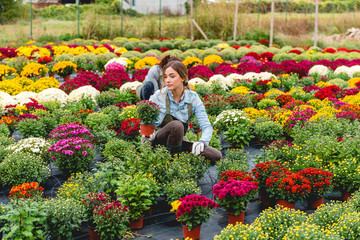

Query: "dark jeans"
left=153, top=120, right=223, bottom=163
left=140, top=81, right=155, bottom=100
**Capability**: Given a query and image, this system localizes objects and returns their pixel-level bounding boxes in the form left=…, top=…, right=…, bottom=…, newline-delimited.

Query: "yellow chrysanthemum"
left=20, top=62, right=49, bottom=77
left=52, top=61, right=77, bottom=76
left=24, top=77, right=60, bottom=93
left=306, top=98, right=333, bottom=110
left=347, top=77, right=360, bottom=88
left=0, top=79, right=23, bottom=95
left=315, top=81, right=332, bottom=88
left=91, top=46, right=109, bottom=55
left=52, top=46, right=71, bottom=57
left=114, top=46, right=128, bottom=55
left=68, top=46, right=90, bottom=55
left=217, top=43, right=230, bottom=49
left=134, top=57, right=160, bottom=70
left=231, top=86, right=250, bottom=94
left=273, top=109, right=292, bottom=126
left=242, top=107, right=269, bottom=122
left=342, top=94, right=360, bottom=106
left=264, top=89, right=283, bottom=98
left=0, top=65, right=17, bottom=80
left=16, top=76, right=34, bottom=87
left=203, top=54, right=224, bottom=66
left=182, top=57, right=202, bottom=68
left=295, top=104, right=316, bottom=112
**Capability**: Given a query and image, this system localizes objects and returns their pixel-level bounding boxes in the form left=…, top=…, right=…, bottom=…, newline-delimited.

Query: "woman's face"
left=164, top=67, right=184, bottom=92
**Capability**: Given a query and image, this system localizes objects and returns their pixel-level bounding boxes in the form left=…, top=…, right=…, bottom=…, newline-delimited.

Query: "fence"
left=21, top=0, right=360, bottom=46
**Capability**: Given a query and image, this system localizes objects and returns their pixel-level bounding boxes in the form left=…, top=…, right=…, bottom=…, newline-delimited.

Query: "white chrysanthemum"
left=213, top=109, right=250, bottom=132
left=68, top=85, right=100, bottom=103
left=0, top=91, right=11, bottom=100
left=334, top=65, right=350, bottom=76
left=104, top=57, right=128, bottom=70
left=188, top=77, right=207, bottom=87
left=242, top=72, right=259, bottom=80
left=13, top=92, right=38, bottom=105
left=119, top=81, right=142, bottom=92
left=308, top=65, right=331, bottom=76
left=13, top=91, right=37, bottom=100
left=225, top=73, right=244, bottom=86
left=6, top=138, right=51, bottom=160
left=37, top=88, right=68, bottom=106
left=348, top=65, right=360, bottom=78
left=207, top=74, right=228, bottom=90
left=0, top=96, right=17, bottom=110
left=258, top=71, right=277, bottom=80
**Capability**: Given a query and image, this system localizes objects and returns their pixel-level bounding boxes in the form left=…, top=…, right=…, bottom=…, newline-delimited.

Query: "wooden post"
left=314, top=0, right=319, bottom=47
left=269, top=0, right=274, bottom=47
left=233, top=0, right=239, bottom=41
left=190, top=0, right=194, bottom=40
left=192, top=19, right=208, bottom=40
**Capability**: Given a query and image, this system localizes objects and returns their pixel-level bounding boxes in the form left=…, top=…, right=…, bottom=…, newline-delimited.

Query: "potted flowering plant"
left=329, top=158, right=360, bottom=201
left=136, top=100, right=160, bottom=137
left=265, top=171, right=312, bottom=208
left=171, top=194, right=218, bottom=240
left=298, top=167, right=333, bottom=209
left=219, top=170, right=257, bottom=185
left=213, top=179, right=257, bottom=225
left=116, top=118, right=141, bottom=142
left=52, top=61, right=77, bottom=80
left=8, top=182, right=44, bottom=202
left=251, top=161, right=288, bottom=206
left=82, top=192, right=111, bottom=229
left=47, top=136, right=96, bottom=177
left=93, top=199, right=130, bottom=240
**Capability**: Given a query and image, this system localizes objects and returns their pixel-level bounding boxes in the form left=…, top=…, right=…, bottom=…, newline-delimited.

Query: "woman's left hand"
left=192, top=141, right=206, bottom=155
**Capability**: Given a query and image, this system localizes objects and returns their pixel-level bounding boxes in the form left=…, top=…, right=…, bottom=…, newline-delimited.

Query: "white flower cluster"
left=332, top=65, right=360, bottom=78
left=37, top=88, right=68, bottom=106
left=213, top=109, right=250, bottom=132
left=348, top=65, right=360, bottom=78
left=207, top=74, right=229, bottom=90
left=12, top=92, right=37, bottom=105
left=0, top=91, right=16, bottom=110
left=188, top=77, right=207, bottom=88
left=6, top=137, right=51, bottom=155
left=308, top=65, right=331, bottom=76
left=225, top=73, right=243, bottom=86
left=119, top=81, right=142, bottom=92
left=68, top=85, right=100, bottom=103
left=104, top=57, right=128, bottom=70
left=334, top=65, right=350, bottom=76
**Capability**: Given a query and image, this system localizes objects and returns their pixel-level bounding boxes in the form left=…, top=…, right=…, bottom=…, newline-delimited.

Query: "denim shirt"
left=149, top=87, right=213, bottom=146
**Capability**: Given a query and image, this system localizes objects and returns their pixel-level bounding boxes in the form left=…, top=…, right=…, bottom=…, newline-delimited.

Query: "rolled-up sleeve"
left=192, top=93, right=213, bottom=146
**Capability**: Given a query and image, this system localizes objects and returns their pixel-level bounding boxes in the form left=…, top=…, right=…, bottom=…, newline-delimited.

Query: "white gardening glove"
left=192, top=141, right=206, bottom=155
left=141, top=132, right=156, bottom=144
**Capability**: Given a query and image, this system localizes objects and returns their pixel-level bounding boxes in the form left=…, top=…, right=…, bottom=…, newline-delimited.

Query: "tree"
left=0, top=0, right=20, bottom=23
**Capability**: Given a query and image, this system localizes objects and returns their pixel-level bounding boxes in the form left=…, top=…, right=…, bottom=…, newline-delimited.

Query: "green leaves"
left=116, top=173, right=159, bottom=220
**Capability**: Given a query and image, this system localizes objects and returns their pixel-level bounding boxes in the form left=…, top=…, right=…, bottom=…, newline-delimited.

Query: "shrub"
left=0, top=123, right=10, bottom=136
left=0, top=152, right=50, bottom=187
left=17, top=118, right=47, bottom=138
left=43, top=198, right=85, bottom=240
left=254, top=120, right=283, bottom=143
left=215, top=148, right=249, bottom=178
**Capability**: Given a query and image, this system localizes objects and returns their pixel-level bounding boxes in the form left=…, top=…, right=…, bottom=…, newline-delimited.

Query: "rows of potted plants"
left=1, top=37, right=360, bottom=238
left=215, top=190, right=360, bottom=240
